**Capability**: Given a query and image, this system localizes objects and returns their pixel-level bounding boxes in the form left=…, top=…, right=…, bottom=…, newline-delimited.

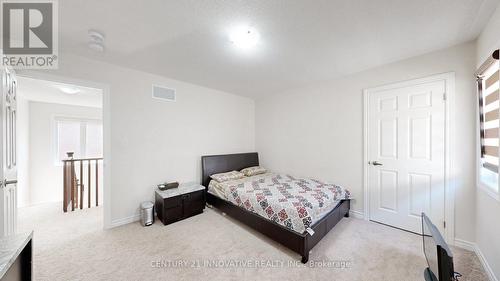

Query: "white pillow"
left=210, top=171, right=245, bottom=183
left=240, top=166, right=267, bottom=177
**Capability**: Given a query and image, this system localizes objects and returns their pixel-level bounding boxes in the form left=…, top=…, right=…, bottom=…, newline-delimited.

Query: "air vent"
left=152, top=85, right=176, bottom=102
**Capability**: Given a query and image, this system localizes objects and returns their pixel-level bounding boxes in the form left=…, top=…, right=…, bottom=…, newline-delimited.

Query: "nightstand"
left=155, top=182, right=206, bottom=225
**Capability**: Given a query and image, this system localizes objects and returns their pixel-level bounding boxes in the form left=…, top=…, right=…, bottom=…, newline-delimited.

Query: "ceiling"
left=59, top=0, right=499, bottom=99
left=18, top=77, right=102, bottom=108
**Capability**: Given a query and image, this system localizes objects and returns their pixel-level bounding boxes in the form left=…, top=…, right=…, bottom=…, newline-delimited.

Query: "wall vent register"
left=152, top=85, right=176, bottom=102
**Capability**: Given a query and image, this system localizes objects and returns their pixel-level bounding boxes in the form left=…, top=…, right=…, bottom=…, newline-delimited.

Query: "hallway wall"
left=28, top=101, right=102, bottom=205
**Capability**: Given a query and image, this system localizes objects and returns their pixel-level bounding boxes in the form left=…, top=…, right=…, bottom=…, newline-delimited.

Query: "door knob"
left=2, top=179, right=17, bottom=187
left=370, top=161, right=383, bottom=166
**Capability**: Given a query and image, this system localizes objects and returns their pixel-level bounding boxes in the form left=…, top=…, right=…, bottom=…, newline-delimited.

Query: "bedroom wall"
left=255, top=42, right=477, bottom=243
left=477, top=2, right=500, bottom=64
left=475, top=2, right=500, bottom=280
left=28, top=101, right=102, bottom=205
left=20, top=54, right=255, bottom=227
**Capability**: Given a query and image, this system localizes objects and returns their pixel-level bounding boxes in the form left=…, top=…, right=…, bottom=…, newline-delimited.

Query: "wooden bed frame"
left=201, top=152, right=350, bottom=263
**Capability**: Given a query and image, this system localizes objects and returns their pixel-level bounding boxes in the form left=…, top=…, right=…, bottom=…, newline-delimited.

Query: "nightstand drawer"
left=182, top=190, right=204, bottom=203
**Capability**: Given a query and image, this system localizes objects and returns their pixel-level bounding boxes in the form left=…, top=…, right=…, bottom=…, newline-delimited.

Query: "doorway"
left=15, top=75, right=104, bottom=232
left=363, top=73, right=454, bottom=241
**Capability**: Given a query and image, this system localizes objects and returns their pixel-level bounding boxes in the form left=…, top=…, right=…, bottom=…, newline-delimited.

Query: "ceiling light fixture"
left=58, top=86, right=81, bottom=95
left=229, top=26, right=260, bottom=50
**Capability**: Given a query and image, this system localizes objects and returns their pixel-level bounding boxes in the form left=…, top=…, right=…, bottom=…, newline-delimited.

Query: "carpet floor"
left=18, top=203, right=489, bottom=281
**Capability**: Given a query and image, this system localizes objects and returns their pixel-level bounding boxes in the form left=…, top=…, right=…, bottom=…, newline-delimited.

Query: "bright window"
left=477, top=52, right=500, bottom=194
left=54, top=118, right=103, bottom=164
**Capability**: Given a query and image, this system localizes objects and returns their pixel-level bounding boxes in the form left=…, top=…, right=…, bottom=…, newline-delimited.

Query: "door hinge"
left=443, top=221, right=446, bottom=228
left=443, top=93, right=447, bottom=101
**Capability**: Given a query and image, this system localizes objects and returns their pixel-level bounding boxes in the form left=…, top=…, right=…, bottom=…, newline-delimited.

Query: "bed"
left=201, top=152, right=351, bottom=263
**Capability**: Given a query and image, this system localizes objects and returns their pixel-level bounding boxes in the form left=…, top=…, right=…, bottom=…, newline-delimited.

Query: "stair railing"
left=62, top=152, right=103, bottom=212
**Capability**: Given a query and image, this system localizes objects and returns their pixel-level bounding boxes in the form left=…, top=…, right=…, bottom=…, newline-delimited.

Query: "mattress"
left=208, top=172, right=351, bottom=234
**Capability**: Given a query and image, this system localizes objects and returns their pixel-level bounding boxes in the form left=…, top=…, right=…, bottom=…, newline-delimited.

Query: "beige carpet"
left=18, top=203, right=488, bottom=281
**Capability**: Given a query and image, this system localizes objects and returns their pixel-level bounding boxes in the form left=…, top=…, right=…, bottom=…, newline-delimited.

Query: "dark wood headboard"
left=201, top=152, right=259, bottom=187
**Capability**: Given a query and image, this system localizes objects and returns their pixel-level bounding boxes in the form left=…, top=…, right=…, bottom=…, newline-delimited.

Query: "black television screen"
left=422, top=213, right=455, bottom=281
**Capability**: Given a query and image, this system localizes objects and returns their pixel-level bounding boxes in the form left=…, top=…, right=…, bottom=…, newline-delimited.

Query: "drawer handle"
left=182, top=194, right=190, bottom=199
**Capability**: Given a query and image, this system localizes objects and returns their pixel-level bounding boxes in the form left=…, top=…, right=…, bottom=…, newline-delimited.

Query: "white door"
left=367, top=78, right=446, bottom=235
left=0, top=67, right=18, bottom=237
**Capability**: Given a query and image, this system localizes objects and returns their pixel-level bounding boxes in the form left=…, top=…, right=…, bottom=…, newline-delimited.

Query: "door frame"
left=362, top=72, right=455, bottom=244
left=16, top=71, right=112, bottom=229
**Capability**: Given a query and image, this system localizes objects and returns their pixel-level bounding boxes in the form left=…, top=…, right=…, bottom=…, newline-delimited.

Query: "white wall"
left=475, top=3, right=500, bottom=280
left=17, top=97, right=30, bottom=207
left=28, top=101, right=102, bottom=205
left=256, top=42, right=477, bottom=243
left=21, top=54, right=255, bottom=226
left=477, top=3, right=500, bottom=65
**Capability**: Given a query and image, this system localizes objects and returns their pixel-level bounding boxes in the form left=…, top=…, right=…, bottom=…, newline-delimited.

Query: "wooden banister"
left=95, top=159, right=99, bottom=207
left=63, top=161, right=67, bottom=212
left=79, top=160, right=83, bottom=210
left=70, top=161, right=75, bottom=211
left=87, top=161, right=91, bottom=209
left=62, top=155, right=103, bottom=212
left=62, top=157, right=104, bottom=162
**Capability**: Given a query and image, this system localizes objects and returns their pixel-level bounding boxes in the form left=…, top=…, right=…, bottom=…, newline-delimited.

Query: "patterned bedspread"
left=208, top=173, right=351, bottom=234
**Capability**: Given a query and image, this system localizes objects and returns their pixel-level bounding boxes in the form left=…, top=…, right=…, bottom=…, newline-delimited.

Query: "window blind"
left=478, top=49, right=500, bottom=173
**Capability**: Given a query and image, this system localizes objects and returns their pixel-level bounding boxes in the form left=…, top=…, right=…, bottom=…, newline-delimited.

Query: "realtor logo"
left=1, top=0, right=58, bottom=69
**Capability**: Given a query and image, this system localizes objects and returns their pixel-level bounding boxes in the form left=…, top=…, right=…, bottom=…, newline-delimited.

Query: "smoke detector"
left=88, top=30, right=105, bottom=52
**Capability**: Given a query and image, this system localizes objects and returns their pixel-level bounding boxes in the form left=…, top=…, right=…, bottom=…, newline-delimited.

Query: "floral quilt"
left=209, top=173, right=351, bottom=234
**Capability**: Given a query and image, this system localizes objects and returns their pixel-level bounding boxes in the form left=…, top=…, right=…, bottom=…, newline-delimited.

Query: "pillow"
left=241, top=166, right=267, bottom=177
left=210, top=171, right=245, bottom=183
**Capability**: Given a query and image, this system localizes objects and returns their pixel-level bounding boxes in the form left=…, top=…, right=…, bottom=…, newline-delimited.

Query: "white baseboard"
left=454, top=238, right=476, bottom=252
left=349, top=210, right=365, bottom=219
left=474, top=245, right=499, bottom=281
left=454, top=239, right=498, bottom=281
left=109, top=214, right=140, bottom=228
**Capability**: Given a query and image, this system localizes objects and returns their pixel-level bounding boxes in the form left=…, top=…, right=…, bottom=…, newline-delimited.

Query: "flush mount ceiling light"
left=229, top=26, right=260, bottom=50
left=58, top=85, right=81, bottom=95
